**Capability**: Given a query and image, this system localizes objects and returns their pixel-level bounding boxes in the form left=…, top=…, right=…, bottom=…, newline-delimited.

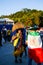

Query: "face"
left=18, top=30, right=22, bottom=38
left=18, top=30, right=22, bottom=34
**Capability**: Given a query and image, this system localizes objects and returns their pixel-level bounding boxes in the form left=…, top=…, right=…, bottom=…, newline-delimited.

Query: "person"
left=7, top=28, right=11, bottom=42
left=2, top=26, right=7, bottom=43
left=20, top=28, right=27, bottom=57
left=39, top=27, right=43, bottom=47
left=26, top=27, right=43, bottom=65
left=12, top=29, right=24, bottom=63
left=0, top=30, right=2, bottom=46
left=22, top=27, right=28, bottom=57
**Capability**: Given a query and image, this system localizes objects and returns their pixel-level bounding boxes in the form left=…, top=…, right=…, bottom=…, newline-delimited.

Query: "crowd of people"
left=0, top=24, right=43, bottom=65
left=0, top=26, right=11, bottom=47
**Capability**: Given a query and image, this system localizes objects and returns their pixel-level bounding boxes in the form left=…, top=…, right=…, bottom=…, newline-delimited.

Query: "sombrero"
left=12, top=22, right=24, bottom=32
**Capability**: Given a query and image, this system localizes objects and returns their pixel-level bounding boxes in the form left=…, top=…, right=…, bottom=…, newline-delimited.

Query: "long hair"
left=16, top=28, right=26, bottom=44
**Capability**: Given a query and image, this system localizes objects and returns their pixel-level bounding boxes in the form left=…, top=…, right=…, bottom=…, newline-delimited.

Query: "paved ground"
left=0, top=42, right=43, bottom=65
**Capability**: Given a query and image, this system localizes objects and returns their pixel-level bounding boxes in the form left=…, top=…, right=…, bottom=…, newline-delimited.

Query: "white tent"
left=0, top=18, right=14, bottom=24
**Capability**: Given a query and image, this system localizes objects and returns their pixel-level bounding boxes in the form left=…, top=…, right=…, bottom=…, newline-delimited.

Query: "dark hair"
left=16, top=28, right=23, bottom=33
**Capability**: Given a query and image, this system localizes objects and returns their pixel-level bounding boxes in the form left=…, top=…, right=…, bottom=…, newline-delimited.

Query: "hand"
left=10, top=40, right=13, bottom=44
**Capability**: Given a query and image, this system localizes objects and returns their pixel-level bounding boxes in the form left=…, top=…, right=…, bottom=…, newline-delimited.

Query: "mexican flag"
left=28, top=31, right=43, bottom=63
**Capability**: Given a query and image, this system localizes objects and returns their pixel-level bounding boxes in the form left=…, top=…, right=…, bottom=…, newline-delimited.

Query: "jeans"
left=28, top=58, right=41, bottom=65
left=28, top=58, right=32, bottom=65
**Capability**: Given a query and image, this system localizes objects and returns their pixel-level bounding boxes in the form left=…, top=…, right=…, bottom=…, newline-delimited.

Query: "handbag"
left=13, top=45, right=24, bottom=56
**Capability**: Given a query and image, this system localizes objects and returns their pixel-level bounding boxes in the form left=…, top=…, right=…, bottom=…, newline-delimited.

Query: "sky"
left=0, top=0, right=43, bottom=16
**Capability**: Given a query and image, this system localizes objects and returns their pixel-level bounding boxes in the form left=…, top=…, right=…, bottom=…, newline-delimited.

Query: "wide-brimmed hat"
left=12, top=22, right=24, bottom=32
left=29, top=26, right=39, bottom=30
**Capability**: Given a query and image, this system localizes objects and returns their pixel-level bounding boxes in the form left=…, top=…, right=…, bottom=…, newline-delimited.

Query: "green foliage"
left=0, top=8, right=43, bottom=27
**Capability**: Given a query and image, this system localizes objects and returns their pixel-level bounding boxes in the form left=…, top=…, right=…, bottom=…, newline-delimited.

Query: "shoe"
left=15, top=59, right=18, bottom=63
left=19, top=59, right=22, bottom=63
left=0, top=44, right=2, bottom=46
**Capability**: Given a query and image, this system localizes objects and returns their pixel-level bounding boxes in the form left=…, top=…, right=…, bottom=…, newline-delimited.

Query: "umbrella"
left=12, top=22, right=24, bottom=32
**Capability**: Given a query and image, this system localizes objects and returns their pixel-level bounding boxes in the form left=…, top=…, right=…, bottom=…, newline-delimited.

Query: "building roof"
left=0, top=18, right=14, bottom=22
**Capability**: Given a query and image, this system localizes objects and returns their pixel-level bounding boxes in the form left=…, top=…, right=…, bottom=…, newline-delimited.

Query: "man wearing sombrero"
left=11, top=22, right=25, bottom=63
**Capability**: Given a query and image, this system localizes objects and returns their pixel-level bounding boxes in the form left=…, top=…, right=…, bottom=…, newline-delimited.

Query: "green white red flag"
left=28, top=31, right=43, bottom=63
